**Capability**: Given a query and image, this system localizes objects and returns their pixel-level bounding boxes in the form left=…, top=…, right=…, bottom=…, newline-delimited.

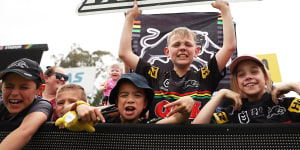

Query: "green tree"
left=52, top=43, right=116, bottom=106
left=91, top=90, right=104, bottom=106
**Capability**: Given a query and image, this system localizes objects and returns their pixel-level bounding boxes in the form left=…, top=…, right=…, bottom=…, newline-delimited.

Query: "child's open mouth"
left=9, top=99, right=22, bottom=105
left=125, top=106, right=136, bottom=115
left=178, top=54, right=188, bottom=58
left=244, top=82, right=257, bottom=87
left=246, top=83, right=255, bottom=87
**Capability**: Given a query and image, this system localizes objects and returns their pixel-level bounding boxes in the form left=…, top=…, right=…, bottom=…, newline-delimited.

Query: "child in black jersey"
left=192, top=54, right=300, bottom=124
left=119, top=0, right=236, bottom=120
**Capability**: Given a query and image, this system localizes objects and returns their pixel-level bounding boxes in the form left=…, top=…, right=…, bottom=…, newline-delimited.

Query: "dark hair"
left=44, top=66, right=58, bottom=76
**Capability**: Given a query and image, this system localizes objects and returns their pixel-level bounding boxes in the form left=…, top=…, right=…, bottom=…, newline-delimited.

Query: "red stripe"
left=134, top=20, right=141, bottom=24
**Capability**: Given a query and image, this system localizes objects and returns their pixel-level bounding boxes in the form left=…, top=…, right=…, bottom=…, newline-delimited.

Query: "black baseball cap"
left=109, top=73, right=154, bottom=116
left=0, top=58, right=44, bottom=83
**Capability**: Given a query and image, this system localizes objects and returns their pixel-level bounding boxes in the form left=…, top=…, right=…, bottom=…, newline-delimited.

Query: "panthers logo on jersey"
left=213, top=111, right=229, bottom=124
left=201, top=65, right=210, bottom=79
left=148, top=66, right=159, bottom=79
left=288, top=98, right=300, bottom=113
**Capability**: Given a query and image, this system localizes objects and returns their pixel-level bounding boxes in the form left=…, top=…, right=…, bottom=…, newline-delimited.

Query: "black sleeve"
left=281, top=97, right=300, bottom=122
left=135, top=58, right=162, bottom=88
left=203, top=56, right=226, bottom=92
left=29, top=97, right=53, bottom=121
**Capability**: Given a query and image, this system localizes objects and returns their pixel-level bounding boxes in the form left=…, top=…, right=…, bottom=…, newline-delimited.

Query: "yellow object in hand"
left=55, top=111, right=95, bottom=133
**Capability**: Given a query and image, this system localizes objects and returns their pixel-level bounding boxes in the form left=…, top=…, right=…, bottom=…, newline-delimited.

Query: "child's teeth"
left=9, top=100, right=21, bottom=104
left=247, top=84, right=254, bottom=86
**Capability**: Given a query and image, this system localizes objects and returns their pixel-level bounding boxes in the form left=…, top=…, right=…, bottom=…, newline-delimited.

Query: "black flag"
left=131, top=12, right=237, bottom=90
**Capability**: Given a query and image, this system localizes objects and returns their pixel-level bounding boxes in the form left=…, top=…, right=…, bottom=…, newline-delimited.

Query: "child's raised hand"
left=126, top=0, right=142, bottom=20
left=271, top=84, right=287, bottom=104
left=164, top=96, right=194, bottom=117
left=103, top=84, right=108, bottom=90
left=211, top=0, right=229, bottom=12
left=220, top=89, right=242, bottom=111
left=271, top=82, right=300, bottom=104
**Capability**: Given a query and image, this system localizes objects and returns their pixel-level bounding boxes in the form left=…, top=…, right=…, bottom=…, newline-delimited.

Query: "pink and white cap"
left=229, top=54, right=264, bottom=73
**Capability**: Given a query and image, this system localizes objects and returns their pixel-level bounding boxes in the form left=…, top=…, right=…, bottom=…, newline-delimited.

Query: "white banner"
left=64, top=67, right=97, bottom=95
left=77, top=0, right=261, bottom=15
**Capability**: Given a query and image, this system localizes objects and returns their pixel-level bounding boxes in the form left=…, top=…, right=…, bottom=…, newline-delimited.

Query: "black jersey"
left=136, top=56, right=224, bottom=120
left=212, top=92, right=300, bottom=124
left=104, top=115, right=162, bottom=124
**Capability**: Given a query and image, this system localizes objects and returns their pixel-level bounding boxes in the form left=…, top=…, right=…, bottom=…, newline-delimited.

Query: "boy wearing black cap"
left=66, top=73, right=194, bottom=124
left=0, top=58, right=53, bottom=149
left=104, top=73, right=194, bottom=124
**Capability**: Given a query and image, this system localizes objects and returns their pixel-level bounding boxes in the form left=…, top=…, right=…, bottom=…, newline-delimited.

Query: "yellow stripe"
left=133, top=25, right=141, bottom=28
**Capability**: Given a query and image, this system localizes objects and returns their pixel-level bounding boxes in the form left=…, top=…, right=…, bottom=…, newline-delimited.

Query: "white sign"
left=77, top=0, right=261, bottom=15
left=64, top=67, right=97, bottom=96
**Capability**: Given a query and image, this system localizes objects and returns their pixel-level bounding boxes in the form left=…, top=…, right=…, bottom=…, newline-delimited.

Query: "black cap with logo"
left=0, top=58, right=44, bottom=83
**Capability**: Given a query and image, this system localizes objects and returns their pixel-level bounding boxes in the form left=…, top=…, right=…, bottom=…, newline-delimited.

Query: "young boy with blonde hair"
left=119, top=0, right=236, bottom=120
left=55, top=83, right=87, bottom=119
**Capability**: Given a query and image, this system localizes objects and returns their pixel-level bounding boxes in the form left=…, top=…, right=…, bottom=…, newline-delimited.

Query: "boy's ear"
left=164, top=47, right=170, bottom=58
left=194, top=46, right=201, bottom=58
left=36, top=84, right=45, bottom=95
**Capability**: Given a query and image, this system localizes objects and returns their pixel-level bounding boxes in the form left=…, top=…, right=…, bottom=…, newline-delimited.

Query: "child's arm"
left=271, top=82, right=300, bottom=104
left=71, top=102, right=106, bottom=123
left=212, top=0, right=237, bottom=72
left=156, top=96, right=194, bottom=124
left=118, top=0, right=141, bottom=71
left=192, top=89, right=242, bottom=124
left=124, top=63, right=131, bottom=73
left=0, top=112, right=48, bottom=149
